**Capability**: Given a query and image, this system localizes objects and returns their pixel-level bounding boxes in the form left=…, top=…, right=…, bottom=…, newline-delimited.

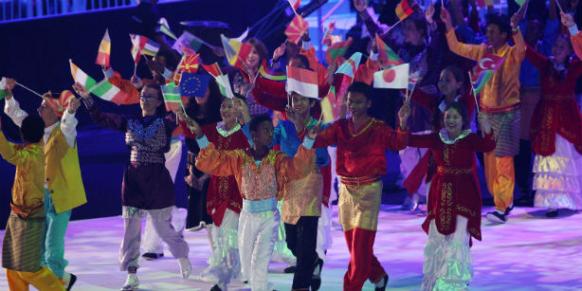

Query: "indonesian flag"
left=373, top=63, right=409, bottom=89
left=285, top=14, right=308, bottom=44
left=96, top=29, right=111, bottom=68
left=162, top=82, right=183, bottom=112
left=130, top=34, right=148, bottom=64
left=221, top=34, right=252, bottom=69
left=69, top=60, right=97, bottom=90
left=90, top=80, right=128, bottom=105
left=286, top=66, right=319, bottom=99
left=395, top=0, right=415, bottom=21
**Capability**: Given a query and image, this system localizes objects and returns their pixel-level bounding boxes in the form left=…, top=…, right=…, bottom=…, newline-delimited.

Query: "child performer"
left=399, top=102, right=495, bottom=290
left=3, top=78, right=87, bottom=289
left=1, top=114, right=65, bottom=291
left=313, top=82, right=407, bottom=291
left=190, top=113, right=316, bottom=291
left=524, top=32, right=582, bottom=217
left=187, top=97, right=250, bottom=291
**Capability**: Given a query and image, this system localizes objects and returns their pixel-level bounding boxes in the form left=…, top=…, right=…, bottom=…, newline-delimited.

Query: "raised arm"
left=59, top=97, right=81, bottom=148
left=276, top=137, right=316, bottom=183
left=74, top=83, right=128, bottom=132
left=525, top=44, right=549, bottom=69
left=441, top=8, right=485, bottom=61
left=194, top=135, right=242, bottom=177
left=103, top=67, right=140, bottom=104
left=562, top=12, right=582, bottom=60
left=3, top=79, right=29, bottom=127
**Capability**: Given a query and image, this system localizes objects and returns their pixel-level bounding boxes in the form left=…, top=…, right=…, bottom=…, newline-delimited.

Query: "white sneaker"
left=121, top=274, right=139, bottom=291
left=198, top=269, right=219, bottom=283
left=178, top=257, right=192, bottom=279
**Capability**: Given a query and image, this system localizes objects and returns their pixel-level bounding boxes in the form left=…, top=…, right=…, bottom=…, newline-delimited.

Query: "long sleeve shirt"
left=570, top=28, right=582, bottom=60
left=446, top=29, right=527, bottom=112
left=195, top=136, right=315, bottom=201
left=0, top=133, right=45, bottom=214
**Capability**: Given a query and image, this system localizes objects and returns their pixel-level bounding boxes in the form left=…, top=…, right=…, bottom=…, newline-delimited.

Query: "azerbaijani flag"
left=221, top=34, right=252, bottom=69
left=96, top=29, right=111, bottom=67
left=162, top=82, right=183, bottom=112
left=142, top=39, right=161, bottom=57
left=335, top=52, right=362, bottom=79
left=395, top=0, right=415, bottom=21
left=373, top=63, right=409, bottom=89
left=471, top=54, right=505, bottom=94
left=90, top=80, right=128, bottom=105
left=69, top=60, right=97, bottom=90
left=286, top=66, right=319, bottom=99
left=259, top=63, right=287, bottom=81
left=375, top=34, right=402, bottom=67
left=130, top=34, right=148, bottom=64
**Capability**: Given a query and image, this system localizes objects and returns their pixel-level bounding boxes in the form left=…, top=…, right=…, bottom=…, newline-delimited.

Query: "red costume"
left=314, top=118, right=406, bottom=291
left=407, top=131, right=496, bottom=240
left=525, top=46, right=582, bottom=156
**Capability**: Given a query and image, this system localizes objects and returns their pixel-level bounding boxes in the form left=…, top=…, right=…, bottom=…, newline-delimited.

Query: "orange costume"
left=446, top=28, right=526, bottom=213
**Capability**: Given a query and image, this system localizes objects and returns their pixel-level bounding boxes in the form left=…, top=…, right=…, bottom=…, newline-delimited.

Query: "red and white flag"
left=286, top=66, right=319, bottom=99
left=96, top=29, right=111, bottom=67
left=373, top=63, right=409, bottom=89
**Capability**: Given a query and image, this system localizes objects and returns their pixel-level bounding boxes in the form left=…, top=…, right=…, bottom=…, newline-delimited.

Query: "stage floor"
left=1, top=206, right=581, bottom=291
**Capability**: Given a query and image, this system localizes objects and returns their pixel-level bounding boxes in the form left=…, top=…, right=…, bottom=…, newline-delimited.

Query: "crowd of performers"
left=1, top=0, right=582, bottom=290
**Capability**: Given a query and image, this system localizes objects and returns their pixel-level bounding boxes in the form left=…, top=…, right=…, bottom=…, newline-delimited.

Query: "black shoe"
left=504, top=205, right=515, bottom=216
left=545, top=209, right=559, bottom=218
left=66, top=273, right=77, bottom=291
left=486, top=211, right=507, bottom=224
left=311, top=258, right=324, bottom=291
left=284, top=266, right=297, bottom=273
left=374, top=274, right=389, bottom=291
left=142, top=252, right=164, bottom=260
left=210, top=284, right=222, bottom=291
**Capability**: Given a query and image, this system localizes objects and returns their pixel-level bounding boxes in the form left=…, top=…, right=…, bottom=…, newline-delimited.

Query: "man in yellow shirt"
left=441, top=9, right=526, bottom=223
left=3, top=78, right=87, bottom=289
left=1, top=113, right=65, bottom=291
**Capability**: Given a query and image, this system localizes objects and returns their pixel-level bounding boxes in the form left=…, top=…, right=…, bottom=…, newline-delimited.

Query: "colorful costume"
left=446, top=28, right=526, bottom=213
left=194, top=122, right=249, bottom=290
left=406, top=130, right=495, bottom=290
left=5, top=98, right=87, bottom=280
left=83, top=100, right=189, bottom=272
left=195, top=135, right=314, bottom=291
left=0, top=131, right=65, bottom=291
left=314, top=118, right=405, bottom=291
left=275, top=118, right=330, bottom=289
left=525, top=46, right=582, bottom=210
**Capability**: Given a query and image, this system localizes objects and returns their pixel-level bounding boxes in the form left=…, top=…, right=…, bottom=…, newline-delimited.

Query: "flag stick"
left=555, top=0, right=563, bottom=13
left=468, top=71, right=480, bottom=114
left=15, top=82, right=43, bottom=98
left=441, top=0, right=445, bottom=9
left=386, top=18, right=405, bottom=34
left=406, top=82, right=417, bottom=104
left=287, top=0, right=300, bottom=17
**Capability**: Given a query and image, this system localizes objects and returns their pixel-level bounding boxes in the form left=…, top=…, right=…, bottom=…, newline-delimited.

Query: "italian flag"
left=69, top=60, right=97, bottom=89
left=373, top=63, right=409, bottom=89
left=162, top=82, right=183, bottom=112
left=95, top=29, right=111, bottom=67
left=286, top=66, right=319, bottom=99
left=90, top=80, right=128, bottom=105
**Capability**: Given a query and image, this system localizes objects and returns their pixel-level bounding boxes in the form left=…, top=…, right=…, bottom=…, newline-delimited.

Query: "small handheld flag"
left=179, top=72, right=211, bottom=97
left=285, top=14, right=309, bottom=44
left=70, top=60, right=97, bottom=90
left=96, top=29, right=111, bottom=67
left=373, top=63, right=410, bottom=89
left=286, top=66, right=319, bottom=99
left=162, top=82, right=183, bottom=112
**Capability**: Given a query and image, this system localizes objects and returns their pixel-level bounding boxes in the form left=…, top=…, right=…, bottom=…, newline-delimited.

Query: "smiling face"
left=139, top=86, right=162, bottom=115
left=347, top=91, right=371, bottom=118
left=486, top=23, right=508, bottom=49
left=220, top=98, right=238, bottom=125
left=438, top=69, right=463, bottom=99
left=443, top=107, right=464, bottom=137
left=252, top=120, right=274, bottom=148
left=246, top=45, right=261, bottom=70
left=290, top=92, right=313, bottom=116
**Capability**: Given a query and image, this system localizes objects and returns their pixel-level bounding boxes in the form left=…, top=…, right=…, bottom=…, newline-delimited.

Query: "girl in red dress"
left=399, top=102, right=495, bottom=290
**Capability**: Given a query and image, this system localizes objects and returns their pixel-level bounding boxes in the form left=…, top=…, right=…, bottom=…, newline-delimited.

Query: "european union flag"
left=180, top=72, right=211, bottom=97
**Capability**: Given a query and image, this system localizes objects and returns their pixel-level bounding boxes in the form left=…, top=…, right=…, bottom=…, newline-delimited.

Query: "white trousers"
left=238, top=208, right=280, bottom=291
left=142, top=139, right=184, bottom=254
left=316, top=205, right=333, bottom=259
left=204, top=209, right=241, bottom=290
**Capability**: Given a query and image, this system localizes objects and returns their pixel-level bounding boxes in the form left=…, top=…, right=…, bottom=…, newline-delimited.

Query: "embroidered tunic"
left=407, top=131, right=496, bottom=240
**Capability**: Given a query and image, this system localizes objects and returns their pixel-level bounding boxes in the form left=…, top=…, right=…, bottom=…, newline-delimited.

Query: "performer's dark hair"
left=443, top=102, right=470, bottom=130
left=347, top=82, right=373, bottom=100
left=21, top=115, right=45, bottom=143
left=249, top=114, right=272, bottom=132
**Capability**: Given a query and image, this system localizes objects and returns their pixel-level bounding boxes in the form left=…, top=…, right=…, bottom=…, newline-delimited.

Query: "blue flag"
left=180, top=72, right=211, bottom=97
